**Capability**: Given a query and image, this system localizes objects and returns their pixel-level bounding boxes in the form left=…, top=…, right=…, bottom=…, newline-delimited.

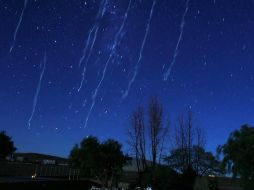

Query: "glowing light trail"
left=9, top=0, right=28, bottom=53
left=78, top=0, right=107, bottom=92
left=28, top=51, right=47, bottom=129
left=163, top=0, right=190, bottom=81
left=121, top=0, right=156, bottom=99
left=83, top=0, right=132, bottom=128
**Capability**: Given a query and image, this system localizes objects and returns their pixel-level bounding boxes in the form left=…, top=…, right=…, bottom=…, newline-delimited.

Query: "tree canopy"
left=166, top=146, right=221, bottom=176
left=218, top=124, right=254, bottom=181
left=69, top=136, right=126, bottom=188
left=0, top=131, right=16, bottom=160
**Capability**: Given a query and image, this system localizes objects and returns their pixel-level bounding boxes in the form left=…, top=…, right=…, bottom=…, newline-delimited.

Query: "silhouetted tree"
left=128, top=98, right=169, bottom=167
left=218, top=124, right=254, bottom=189
left=165, top=110, right=219, bottom=190
left=69, top=136, right=126, bottom=188
left=69, top=136, right=100, bottom=177
left=127, top=106, right=147, bottom=182
left=0, top=131, right=16, bottom=161
left=192, top=146, right=222, bottom=176
left=127, top=97, right=169, bottom=188
left=69, top=144, right=81, bottom=168
left=166, top=146, right=221, bottom=176
left=100, top=139, right=127, bottom=188
left=169, top=110, right=199, bottom=172
left=148, top=97, right=164, bottom=171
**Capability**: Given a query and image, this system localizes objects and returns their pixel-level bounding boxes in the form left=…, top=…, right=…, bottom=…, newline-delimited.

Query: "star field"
left=0, top=0, right=254, bottom=157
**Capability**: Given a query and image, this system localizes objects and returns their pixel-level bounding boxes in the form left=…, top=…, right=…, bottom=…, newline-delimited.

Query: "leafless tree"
left=187, top=110, right=193, bottom=167
left=158, top=122, right=170, bottom=164
left=148, top=97, right=164, bottom=170
left=193, top=125, right=206, bottom=175
left=173, top=113, right=189, bottom=172
left=169, top=109, right=206, bottom=174
left=127, top=106, right=147, bottom=174
left=127, top=97, right=169, bottom=175
left=196, top=125, right=206, bottom=149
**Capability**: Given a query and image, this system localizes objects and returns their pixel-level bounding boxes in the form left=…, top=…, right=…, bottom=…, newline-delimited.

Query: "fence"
left=0, top=162, right=80, bottom=179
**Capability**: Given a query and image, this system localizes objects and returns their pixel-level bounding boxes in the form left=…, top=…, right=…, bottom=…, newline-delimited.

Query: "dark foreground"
left=0, top=179, right=100, bottom=190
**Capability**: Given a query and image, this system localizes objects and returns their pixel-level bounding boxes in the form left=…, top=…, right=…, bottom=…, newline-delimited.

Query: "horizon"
left=1, top=0, right=254, bottom=158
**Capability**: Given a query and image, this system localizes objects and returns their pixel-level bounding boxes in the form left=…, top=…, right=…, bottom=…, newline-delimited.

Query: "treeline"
left=125, top=96, right=221, bottom=190
left=1, top=97, right=254, bottom=189
left=68, top=97, right=254, bottom=190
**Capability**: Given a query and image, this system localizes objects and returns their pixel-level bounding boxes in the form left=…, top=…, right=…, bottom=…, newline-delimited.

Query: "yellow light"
left=31, top=174, right=37, bottom=179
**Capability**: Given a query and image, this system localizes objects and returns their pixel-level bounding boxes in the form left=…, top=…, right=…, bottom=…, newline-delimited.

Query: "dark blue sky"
left=0, top=0, right=253, bottom=157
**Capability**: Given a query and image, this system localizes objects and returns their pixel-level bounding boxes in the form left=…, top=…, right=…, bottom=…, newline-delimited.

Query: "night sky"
left=0, top=0, right=254, bottom=157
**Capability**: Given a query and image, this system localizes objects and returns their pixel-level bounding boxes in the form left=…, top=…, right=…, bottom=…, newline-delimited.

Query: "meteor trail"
left=78, top=26, right=99, bottom=92
left=121, top=0, right=156, bottom=99
left=78, top=29, right=93, bottom=68
left=78, top=0, right=107, bottom=92
left=28, top=51, right=47, bottom=129
left=9, top=0, right=28, bottom=53
left=83, top=0, right=132, bottom=128
left=163, top=0, right=190, bottom=81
